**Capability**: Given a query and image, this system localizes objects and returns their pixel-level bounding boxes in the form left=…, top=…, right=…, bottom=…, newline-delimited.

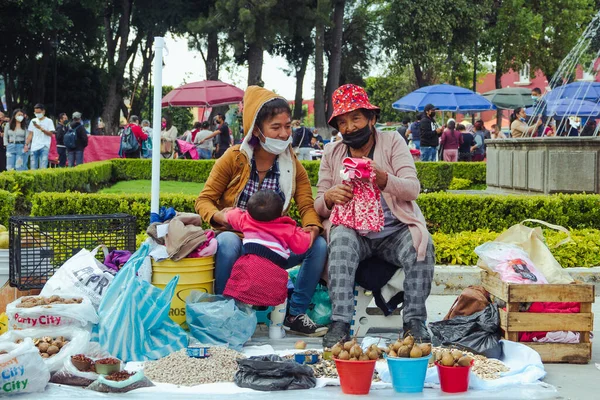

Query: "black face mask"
left=342, top=124, right=372, bottom=149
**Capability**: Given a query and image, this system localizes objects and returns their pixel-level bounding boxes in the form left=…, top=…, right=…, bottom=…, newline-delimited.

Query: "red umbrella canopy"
left=161, top=80, right=245, bottom=108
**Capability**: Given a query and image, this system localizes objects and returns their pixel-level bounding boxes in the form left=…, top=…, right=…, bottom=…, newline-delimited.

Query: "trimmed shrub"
left=415, top=162, right=453, bottom=192
left=451, top=162, right=486, bottom=183
left=448, top=178, right=472, bottom=190
left=111, top=159, right=216, bottom=183
left=432, top=229, right=600, bottom=268
left=0, top=190, right=16, bottom=226
left=417, top=193, right=600, bottom=233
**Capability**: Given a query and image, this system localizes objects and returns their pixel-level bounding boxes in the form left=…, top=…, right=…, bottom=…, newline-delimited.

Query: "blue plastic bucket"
left=385, top=354, right=431, bottom=393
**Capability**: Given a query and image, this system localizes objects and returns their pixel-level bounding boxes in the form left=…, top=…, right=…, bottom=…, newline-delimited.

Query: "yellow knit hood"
left=242, top=86, right=286, bottom=136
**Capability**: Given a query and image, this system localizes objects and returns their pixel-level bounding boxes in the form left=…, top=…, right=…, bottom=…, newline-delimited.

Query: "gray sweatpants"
left=328, top=225, right=435, bottom=324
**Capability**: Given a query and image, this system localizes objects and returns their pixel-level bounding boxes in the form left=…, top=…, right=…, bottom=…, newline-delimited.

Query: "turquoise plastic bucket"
left=385, top=354, right=431, bottom=393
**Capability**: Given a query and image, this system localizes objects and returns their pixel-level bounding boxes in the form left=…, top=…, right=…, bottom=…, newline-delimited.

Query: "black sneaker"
left=322, top=321, right=350, bottom=348
left=283, top=314, right=328, bottom=337
left=403, top=319, right=431, bottom=342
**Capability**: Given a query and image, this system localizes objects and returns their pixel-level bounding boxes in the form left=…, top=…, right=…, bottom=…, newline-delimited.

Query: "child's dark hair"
left=247, top=190, right=284, bottom=222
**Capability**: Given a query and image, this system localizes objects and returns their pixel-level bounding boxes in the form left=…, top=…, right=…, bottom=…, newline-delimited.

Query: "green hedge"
left=451, top=162, right=486, bottom=184
left=433, top=229, right=600, bottom=268
left=0, top=190, right=16, bottom=226
left=415, top=163, right=453, bottom=192
left=448, top=178, right=472, bottom=191
left=416, top=193, right=600, bottom=233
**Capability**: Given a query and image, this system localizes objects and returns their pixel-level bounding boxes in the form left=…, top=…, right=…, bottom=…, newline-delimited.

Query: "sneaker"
left=283, top=314, right=328, bottom=337
left=403, top=319, right=431, bottom=342
left=322, top=321, right=350, bottom=348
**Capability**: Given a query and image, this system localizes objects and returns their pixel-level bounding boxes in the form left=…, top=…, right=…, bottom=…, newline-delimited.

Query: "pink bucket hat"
left=328, top=84, right=380, bottom=128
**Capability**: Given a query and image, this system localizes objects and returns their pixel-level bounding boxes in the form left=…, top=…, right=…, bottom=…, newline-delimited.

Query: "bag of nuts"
left=6, top=295, right=99, bottom=331
left=0, top=338, right=51, bottom=395
left=0, top=327, right=90, bottom=372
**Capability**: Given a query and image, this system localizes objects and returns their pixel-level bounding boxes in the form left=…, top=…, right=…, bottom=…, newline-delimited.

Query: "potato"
left=37, top=342, right=50, bottom=353
left=47, top=345, right=60, bottom=355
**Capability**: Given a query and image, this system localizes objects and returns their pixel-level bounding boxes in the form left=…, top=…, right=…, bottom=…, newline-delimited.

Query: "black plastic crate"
left=9, top=214, right=137, bottom=290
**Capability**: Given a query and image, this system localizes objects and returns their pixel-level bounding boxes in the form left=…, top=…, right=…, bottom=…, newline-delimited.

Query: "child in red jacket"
left=223, top=189, right=312, bottom=338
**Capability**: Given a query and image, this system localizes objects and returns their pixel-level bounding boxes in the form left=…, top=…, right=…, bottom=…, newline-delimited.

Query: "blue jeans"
left=6, top=143, right=28, bottom=171
left=199, top=148, right=212, bottom=159
left=30, top=147, right=49, bottom=169
left=67, top=150, right=84, bottom=167
left=412, top=139, right=420, bottom=150
left=215, top=231, right=327, bottom=316
left=420, top=146, right=437, bottom=161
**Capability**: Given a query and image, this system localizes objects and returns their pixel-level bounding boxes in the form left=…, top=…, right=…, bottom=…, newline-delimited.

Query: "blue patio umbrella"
left=526, top=98, right=600, bottom=117
left=544, top=82, right=600, bottom=102
left=392, top=84, right=497, bottom=112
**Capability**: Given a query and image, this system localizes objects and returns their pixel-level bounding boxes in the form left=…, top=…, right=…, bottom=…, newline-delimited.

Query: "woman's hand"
left=211, top=207, right=233, bottom=229
left=324, top=184, right=354, bottom=209
left=303, top=226, right=320, bottom=247
left=362, top=157, right=388, bottom=190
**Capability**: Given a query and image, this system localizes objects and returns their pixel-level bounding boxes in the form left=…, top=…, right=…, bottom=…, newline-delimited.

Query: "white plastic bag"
left=6, top=295, right=98, bottom=330
left=475, top=242, right=548, bottom=284
left=41, top=247, right=115, bottom=308
left=0, top=338, right=50, bottom=395
left=0, top=327, right=90, bottom=372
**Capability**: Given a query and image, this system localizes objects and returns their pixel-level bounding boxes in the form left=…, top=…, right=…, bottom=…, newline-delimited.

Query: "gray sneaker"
left=322, top=321, right=350, bottom=348
left=283, top=314, right=328, bottom=337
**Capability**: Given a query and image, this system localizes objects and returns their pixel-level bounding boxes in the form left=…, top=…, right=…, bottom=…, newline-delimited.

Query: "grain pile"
left=144, top=348, right=245, bottom=386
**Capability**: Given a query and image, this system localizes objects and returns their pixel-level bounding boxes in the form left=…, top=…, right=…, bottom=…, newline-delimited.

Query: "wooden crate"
left=481, top=272, right=595, bottom=364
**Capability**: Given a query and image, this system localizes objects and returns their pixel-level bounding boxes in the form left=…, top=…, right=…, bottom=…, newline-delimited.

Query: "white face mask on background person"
left=16, top=116, right=24, bottom=122
left=259, top=129, right=292, bottom=155
left=34, top=113, right=44, bottom=119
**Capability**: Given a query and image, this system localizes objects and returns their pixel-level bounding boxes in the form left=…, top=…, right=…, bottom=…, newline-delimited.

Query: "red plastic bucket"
left=436, top=360, right=473, bottom=393
left=334, top=359, right=376, bottom=395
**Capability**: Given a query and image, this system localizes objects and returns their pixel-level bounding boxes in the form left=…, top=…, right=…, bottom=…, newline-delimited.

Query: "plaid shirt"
left=237, top=158, right=285, bottom=210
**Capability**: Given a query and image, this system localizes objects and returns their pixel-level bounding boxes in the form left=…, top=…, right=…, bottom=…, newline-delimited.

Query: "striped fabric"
left=242, top=237, right=290, bottom=259
left=94, top=243, right=187, bottom=361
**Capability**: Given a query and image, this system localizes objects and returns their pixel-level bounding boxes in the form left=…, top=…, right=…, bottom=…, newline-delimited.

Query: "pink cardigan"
left=315, top=131, right=431, bottom=261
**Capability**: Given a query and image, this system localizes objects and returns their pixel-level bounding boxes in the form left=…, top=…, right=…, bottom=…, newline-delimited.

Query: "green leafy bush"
left=432, top=229, right=600, bottom=268
left=0, top=190, right=16, bottom=226
left=448, top=178, right=472, bottom=190
left=415, top=162, right=453, bottom=192
left=451, top=162, right=486, bottom=183
left=417, top=193, right=600, bottom=233
left=111, top=159, right=216, bottom=183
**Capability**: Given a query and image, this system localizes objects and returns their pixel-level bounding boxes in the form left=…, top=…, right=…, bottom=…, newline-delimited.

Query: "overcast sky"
left=161, top=34, right=316, bottom=100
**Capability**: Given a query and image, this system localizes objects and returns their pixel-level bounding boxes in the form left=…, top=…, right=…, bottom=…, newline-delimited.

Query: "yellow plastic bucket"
left=152, top=256, right=215, bottom=327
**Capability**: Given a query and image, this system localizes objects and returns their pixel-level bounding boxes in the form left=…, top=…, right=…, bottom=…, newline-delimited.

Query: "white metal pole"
left=151, top=37, right=164, bottom=215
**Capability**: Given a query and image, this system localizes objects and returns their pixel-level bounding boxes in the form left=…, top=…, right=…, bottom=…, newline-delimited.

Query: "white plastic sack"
left=6, top=295, right=98, bottom=330
left=0, top=338, right=50, bottom=395
left=0, top=327, right=90, bottom=372
left=41, top=247, right=114, bottom=308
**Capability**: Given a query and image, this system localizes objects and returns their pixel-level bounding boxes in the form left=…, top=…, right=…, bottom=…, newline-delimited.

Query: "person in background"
left=397, top=117, right=410, bottom=144
left=490, top=124, right=506, bottom=139
left=0, top=111, right=7, bottom=172
left=471, top=120, right=488, bottom=161
left=531, top=87, right=547, bottom=137
left=25, top=103, right=55, bottom=169
left=457, top=124, right=474, bottom=162
left=160, top=116, right=178, bottom=158
left=122, top=115, right=148, bottom=158
left=511, top=107, right=541, bottom=138
left=199, top=113, right=231, bottom=158
left=565, top=118, right=580, bottom=137
left=581, top=119, right=596, bottom=136
left=292, top=120, right=314, bottom=160
left=420, top=104, right=442, bottom=161
left=439, top=120, right=463, bottom=162
left=66, top=112, right=89, bottom=167
left=54, top=113, right=69, bottom=167
left=186, top=122, right=202, bottom=143
left=310, top=128, right=324, bottom=150
left=92, top=118, right=106, bottom=135
left=543, top=119, right=557, bottom=137
left=407, top=113, right=422, bottom=149
left=194, top=121, right=214, bottom=159
left=140, top=120, right=153, bottom=159
left=3, top=109, right=29, bottom=171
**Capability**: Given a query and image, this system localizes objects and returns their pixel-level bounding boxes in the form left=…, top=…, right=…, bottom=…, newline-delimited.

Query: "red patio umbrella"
left=161, top=80, right=245, bottom=108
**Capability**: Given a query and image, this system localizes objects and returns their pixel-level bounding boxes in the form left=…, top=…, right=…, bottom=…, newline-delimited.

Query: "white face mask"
left=259, top=129, right=292, bottom=155
left=15, top=116, right=24, bottom=122
left=35, top=113, right=44, bottom=119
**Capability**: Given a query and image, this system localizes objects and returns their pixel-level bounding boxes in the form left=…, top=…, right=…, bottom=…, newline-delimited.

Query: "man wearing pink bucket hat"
left=316, top=84, right=435, bottom=347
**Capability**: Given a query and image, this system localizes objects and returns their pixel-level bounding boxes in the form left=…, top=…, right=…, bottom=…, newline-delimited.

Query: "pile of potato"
left=16, top=296, right=84, bottom=308
left=16, top=336, right=69, bottom=358
left=386, top=335, right=432, bottom=358
left=434, top=349, right=473, bottom=367
left=331, top=339, right=384, bottom=361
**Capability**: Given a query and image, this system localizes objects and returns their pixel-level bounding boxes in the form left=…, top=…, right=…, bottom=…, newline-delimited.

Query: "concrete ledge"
left=432, top=265, right=600, bottom=295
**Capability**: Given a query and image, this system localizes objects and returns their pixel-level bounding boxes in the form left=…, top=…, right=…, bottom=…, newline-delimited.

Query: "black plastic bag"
left=234, top=355, right=316, bottom=391
left=429, top=304, right=503, bottom=359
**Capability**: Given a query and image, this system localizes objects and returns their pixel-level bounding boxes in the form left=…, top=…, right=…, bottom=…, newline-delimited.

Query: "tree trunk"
left=32, top=40, right=52, bottom=104
left=247, top=42, right=264, bottom=86
left=206, top=31, right=219, bottom=81
left=413, top=62, right=426, bottom=88
left=495, top=48, right=503, bottom=128
left=314, top=4, right=327, bottom=132
left=325, top=0, right=345, bottom=121
left=293, top=52, right=309, bottom=121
